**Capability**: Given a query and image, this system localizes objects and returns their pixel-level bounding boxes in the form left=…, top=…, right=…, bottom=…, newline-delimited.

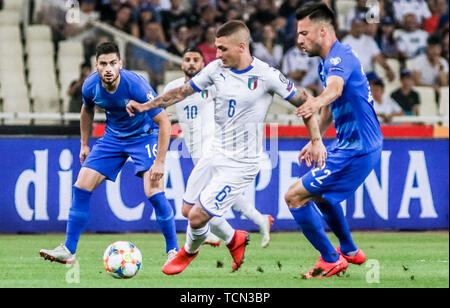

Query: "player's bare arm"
left=126, top=83, right=195, bottom=117
left=296, top=75, right=344, bottom=118
left=286, top=89, right=327, bottom=168
left=149, top=110, right=171, bottom=182
left=79, top=104, right=95, bottom=164
left=287, top=88, right=307, bottom=107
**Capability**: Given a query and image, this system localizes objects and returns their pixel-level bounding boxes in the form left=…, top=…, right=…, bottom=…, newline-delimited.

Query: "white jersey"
left=164, top=77, right=215, bottom=162
left=189, top=57, right=296, bottom=162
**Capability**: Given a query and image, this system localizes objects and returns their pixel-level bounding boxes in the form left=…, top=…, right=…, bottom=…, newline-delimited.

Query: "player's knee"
left=182, top=202, right=192, bottom=218
left=189, top=217, right=206, bottom=229
left=285, top=185, right=310, bottom=209
left=188, top=210, right=208, bottom=229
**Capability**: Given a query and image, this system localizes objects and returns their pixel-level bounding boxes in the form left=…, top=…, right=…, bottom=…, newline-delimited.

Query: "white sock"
left=184, top=223, right=210, bottom=254
left=209, top=216, right=235, bottom=245
left=205, top=232, right=221, bottom=242
left=232, top=195, right=265, bottom=227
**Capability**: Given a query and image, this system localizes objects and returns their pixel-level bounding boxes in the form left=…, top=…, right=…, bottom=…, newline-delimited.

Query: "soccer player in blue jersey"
left=284, top=3, right=383, bottom=278
left=39, top=42, right=179, bottom=264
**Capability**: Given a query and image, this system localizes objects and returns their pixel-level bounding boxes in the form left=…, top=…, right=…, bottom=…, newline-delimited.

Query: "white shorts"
left=182, top=154, right=260, bottom=217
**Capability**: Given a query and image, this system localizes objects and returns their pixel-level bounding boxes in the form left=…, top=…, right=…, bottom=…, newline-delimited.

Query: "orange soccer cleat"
left=162, top=246, right=198, bottom=275
left=337, top=247, right=367, bottom=265
left=226, top=230, right=250, bottom=271
left=302, top=254, right=348, bottom=279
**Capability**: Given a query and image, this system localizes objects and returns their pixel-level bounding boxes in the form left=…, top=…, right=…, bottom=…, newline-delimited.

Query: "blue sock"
left=65, top=186, right=92, bottom=254
left=315, top=200, right=358, bottom=255
left=149, top=192, right=179, bottom=253
left=290, top=202, right=339, bottom=263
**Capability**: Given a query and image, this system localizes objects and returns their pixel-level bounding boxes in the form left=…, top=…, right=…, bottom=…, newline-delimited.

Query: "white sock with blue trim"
left=184, top=223, right=210, bottom=254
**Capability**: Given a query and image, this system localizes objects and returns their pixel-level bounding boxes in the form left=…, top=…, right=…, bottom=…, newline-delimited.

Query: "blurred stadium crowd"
left=0, top=0, right=448, bottom=126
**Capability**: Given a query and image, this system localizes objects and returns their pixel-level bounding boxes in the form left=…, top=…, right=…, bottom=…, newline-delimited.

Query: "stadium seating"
left=0, top=25, right=21, bottom=41
left=0, top=10, right=21, bottom=26
left=439, top=86, right=449, bottom=125
left=164, top=70, right=184, bottom=85
left=2, top=97, right=31, bottom=125
left=133, top=70, right=151, bottom=84
left=30, top=80, right=61, bottom=124
left=416, top=86, right=438, bottom=117
left=0, top=56, right=25, bottom=75
left=374, top=58, right=401, bottom=90
left=25, top=41, right=54, bottom=56
left=336, top=0, right=356, bottom=30
left=25, top=24, right=52, bottom=42
left=2, top=0, right=25, bottom=12
left=56, top=40, right=86, bottom=113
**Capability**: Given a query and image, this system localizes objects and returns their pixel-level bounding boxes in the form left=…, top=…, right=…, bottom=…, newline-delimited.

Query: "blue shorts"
left=301, top=147, right=382, bottom=206
left=83, top=133, right=158, bottom=181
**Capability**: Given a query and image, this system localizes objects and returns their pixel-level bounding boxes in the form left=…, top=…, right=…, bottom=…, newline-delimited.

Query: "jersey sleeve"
left=189, top=60, right=217, bottom=92
left=324, top=51, right=354, bottom=86
left=266, top=68, right=297, bottom=100
left=81, top=81, right=95, bottom=109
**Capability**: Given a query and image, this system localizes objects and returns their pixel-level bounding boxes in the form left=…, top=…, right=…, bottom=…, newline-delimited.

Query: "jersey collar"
left=230, top=57, right=255, bottom=74
left=324, top=40, right=340, bottom=62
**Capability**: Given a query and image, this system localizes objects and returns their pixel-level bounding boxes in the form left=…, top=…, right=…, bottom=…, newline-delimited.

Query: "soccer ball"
left=103, top=241, right=142, bottom=279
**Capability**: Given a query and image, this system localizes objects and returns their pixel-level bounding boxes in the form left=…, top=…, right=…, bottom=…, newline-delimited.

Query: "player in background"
left=165, top=47, right=274, bottom=248
left=127, top=20, right=326, bottom=275
left=284, top=3, right=383, bottom=278
left=39, top=42, right=179, bottom=265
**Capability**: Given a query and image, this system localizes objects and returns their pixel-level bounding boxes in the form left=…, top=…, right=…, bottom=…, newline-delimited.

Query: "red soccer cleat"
left=227, top=230, right=250, bottom=271
left=302, top=255, right=348, bottom=279
left=162, top=246, right=198, bottom=275
left=203, top=240, right=221, bottom=247
left=337, top=247, right=367, bottom=265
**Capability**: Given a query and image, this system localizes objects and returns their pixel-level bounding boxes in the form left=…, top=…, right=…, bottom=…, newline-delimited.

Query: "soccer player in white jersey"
left=165, top=47, right=274, bottom=248
left=127, top=20, right=326, bottom=275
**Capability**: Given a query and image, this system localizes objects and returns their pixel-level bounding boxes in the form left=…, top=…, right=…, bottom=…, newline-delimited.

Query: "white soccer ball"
left=103, top=241, right=142, bottom=279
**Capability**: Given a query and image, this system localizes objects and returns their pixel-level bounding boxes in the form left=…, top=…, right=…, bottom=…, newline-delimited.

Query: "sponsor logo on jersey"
left=248, top=76, right=258, bottom=90
left=201, top=90, right=208, bottom=99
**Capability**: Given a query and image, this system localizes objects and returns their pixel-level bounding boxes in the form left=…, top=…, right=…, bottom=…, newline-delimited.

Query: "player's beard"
left=305, top=42, right=322, bottom=58
left=183, top=67, right=199, bottom=79
left=101, top=72, right=119, bottom=85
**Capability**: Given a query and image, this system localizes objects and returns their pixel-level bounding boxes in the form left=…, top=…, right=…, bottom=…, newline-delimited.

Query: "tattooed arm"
left=126, top=83, right=195, bottom=116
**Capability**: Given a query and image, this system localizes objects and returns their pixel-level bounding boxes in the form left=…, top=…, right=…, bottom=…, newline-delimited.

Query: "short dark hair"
left=182, top=47, right=204, bottom=58
left=427, top=35, right=441, bottom=46
left=216, top=20, right=249, bottom=38
left=295, top=2, right=336, bottom=26
left=96, top=42, right=120, bottom=60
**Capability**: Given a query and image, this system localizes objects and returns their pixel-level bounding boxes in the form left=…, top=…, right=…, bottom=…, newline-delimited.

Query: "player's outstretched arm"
left=296, top=76, right=344, bottom=118
left=286, top=88, right=308, bottom=107
left=126, top=83, right=195, bottom=117
left=79, top=104, right=95, bottom=164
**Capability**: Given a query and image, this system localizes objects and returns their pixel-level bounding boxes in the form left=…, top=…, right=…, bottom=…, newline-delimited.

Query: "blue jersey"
left=318, top=40, right=383, bottom=155
left=82, top=69, right=162, bottom=138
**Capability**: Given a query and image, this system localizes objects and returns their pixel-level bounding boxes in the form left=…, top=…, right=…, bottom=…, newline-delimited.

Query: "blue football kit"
left=301, top=40, right=383, bottom=206
left=64, top=69, right=178, bottom=255
left=82, top=69, right=163, bottom=180
left=290, top=40, right=384, bottom=264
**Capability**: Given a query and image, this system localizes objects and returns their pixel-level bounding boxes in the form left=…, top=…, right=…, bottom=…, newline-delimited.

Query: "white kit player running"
left=126, top=21, right=326, bottom=275
left=165, top=47, right=274, bottom=248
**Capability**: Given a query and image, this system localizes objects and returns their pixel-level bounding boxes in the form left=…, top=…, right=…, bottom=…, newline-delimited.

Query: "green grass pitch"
left=0, top=232, right=448, bottom=288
